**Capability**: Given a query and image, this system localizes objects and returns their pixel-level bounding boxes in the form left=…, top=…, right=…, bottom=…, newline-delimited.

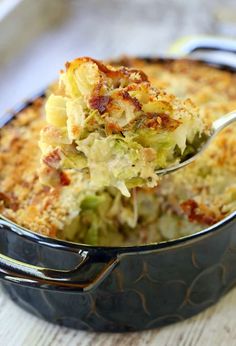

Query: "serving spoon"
left=155, top=110, right=236, bottom=175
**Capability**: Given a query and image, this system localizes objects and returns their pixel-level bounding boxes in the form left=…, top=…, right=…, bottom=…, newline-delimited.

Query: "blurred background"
left=0, top=0, right=235, bottom=114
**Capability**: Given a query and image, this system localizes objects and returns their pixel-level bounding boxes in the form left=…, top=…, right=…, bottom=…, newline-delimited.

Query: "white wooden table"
left=0, top=1, right=236, bottom=345
left=1, top=286, right=236, bottom=346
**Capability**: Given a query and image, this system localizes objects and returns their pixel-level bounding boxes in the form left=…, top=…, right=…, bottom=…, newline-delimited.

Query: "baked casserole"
left=0, top=58, right=235, bottom=246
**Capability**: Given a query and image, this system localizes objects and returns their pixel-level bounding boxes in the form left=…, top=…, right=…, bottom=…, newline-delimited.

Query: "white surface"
left=0, top=0, right=236, bottom=345
left=0, top=0, right=235, bottom=114
left=0, top=0, right=22, bottom=21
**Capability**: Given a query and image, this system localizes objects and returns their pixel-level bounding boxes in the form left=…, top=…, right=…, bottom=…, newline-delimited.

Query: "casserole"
left=0, top=37, right=236, bottom=332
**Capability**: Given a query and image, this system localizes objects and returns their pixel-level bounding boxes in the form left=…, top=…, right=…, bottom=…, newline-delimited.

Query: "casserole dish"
left=0, top=37, right=236, bottom=332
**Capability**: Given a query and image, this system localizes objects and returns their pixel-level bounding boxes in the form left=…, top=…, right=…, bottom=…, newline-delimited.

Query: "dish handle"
left=0, top=250, right=119, bottom=292
left=169, top=35, right=236, bottom=55
left=0, top=221, right=119, bottom=292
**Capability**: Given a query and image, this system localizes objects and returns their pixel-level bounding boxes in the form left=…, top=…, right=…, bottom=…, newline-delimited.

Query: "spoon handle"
left=212, top=111, right=236, bottom=134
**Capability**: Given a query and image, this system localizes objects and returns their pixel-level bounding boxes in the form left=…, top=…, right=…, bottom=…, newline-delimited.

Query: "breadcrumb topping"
left=0, top=58, right=235, bottom=245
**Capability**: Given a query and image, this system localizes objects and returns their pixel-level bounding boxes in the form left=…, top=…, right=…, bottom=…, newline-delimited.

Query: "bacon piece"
left=119, top=66, right=148, bottom=83
left=158, top=114, right=180, bottom=131
left=181, top=199, right=217, bottom=226
left=43, top=148, right=62, bottom=169
left=105, top=122, right=123, bottom=135
left=89, top=95, right=111, bottom=114
left=0, top=192, right=19, bottom=211
left=121, top=91, right=142, bottom=111
left=59, top=171, right=70, bottom=186
left=145, top=113, right=180, bottom=131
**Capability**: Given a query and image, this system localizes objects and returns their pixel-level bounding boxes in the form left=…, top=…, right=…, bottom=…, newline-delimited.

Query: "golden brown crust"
left=0, top=58, right=235, bottom=243
left=0, top=99, right=74, bottom=237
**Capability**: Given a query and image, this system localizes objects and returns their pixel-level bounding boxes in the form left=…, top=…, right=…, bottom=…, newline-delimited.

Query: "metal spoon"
left=155, top=110, right=236, bottom=175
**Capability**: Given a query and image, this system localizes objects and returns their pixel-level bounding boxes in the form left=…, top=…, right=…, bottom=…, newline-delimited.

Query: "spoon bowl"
left=156, top=110, right=236, bottom=175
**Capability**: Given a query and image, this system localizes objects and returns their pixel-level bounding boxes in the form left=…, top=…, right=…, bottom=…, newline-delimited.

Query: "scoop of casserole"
left=39, top=57, right=205, bottom=196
